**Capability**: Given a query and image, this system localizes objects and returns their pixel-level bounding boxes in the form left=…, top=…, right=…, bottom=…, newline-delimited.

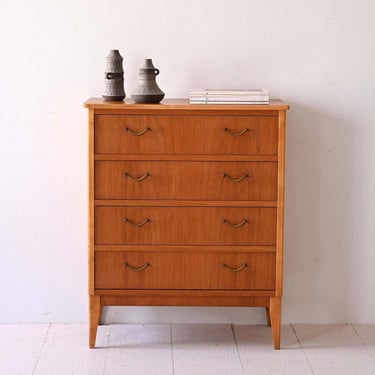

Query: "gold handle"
left=223, top=173, right=248, bottom=182
left=122, top=218, right=150, bottom=227
left=124, top=172, right=150, bottom=181
left=125, top=262, right=150, bottom=272
left=224, top=128, right=249, bottom=137
left=123, top=127, right=151, bottom=136
left=221, top=218, right=248, bottom=228
left=221, top=263, right=248, bottom=272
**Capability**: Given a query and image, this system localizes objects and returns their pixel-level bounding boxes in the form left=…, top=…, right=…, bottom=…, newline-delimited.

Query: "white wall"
left=0, top=0, right=374, bottom=324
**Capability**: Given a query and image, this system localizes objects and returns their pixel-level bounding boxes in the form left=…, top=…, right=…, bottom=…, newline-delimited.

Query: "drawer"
left=95, top=251, right=275, bottom=290
left=185, top=252, right=275, bottom=290
left=95, top=252, right=184, bottom=289
left=95, top=161, right=277, bottom=200
left=95, top=115, right=278, bottom=155
left=95, top=206, right=276, bottom=245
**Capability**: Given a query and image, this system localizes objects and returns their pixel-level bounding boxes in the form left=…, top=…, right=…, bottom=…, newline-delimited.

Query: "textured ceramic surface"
left=103, top=49, right=125, bottom=101
left=105, top=49, right=124, bottom=73
left=131, top=59, right=165, bottom=104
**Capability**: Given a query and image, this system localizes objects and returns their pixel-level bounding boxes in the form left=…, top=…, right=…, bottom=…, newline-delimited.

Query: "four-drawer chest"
left=84, top=98, right=289, bottom=349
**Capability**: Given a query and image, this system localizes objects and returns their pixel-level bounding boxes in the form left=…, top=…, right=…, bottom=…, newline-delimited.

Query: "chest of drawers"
left=84, top=98, right=289, bottom=349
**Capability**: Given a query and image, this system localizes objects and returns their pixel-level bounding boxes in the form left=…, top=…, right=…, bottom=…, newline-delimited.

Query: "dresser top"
left=84, top=98, right=289, bottom=111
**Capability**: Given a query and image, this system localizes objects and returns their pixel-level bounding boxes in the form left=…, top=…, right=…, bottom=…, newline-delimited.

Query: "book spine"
left=190, top=95, right=269, bottom=102
left=190, top=90, right=268, bottom=96
left=190, top=100, right=269, bottom=105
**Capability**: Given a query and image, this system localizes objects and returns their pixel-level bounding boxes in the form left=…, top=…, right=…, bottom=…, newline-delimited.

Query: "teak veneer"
left=85, top=98, right=289, bottom=349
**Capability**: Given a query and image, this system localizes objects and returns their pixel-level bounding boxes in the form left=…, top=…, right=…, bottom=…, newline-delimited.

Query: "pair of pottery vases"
left=103, top=50, right=164, bottom=104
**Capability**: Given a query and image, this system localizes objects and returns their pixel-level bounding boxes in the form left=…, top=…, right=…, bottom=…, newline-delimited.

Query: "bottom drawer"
left=95, top=251, right=275, bottom=290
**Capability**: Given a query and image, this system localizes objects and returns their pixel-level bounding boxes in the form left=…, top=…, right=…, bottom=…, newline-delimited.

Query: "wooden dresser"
left=84, top=98, right=289, bottom=349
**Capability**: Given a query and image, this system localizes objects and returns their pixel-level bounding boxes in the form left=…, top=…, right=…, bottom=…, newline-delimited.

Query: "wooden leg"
left=269, top=296, right=281, bottom=350
left=89, top=295, right=101, bottom=349
left=265, top=307, right=271, bottom=327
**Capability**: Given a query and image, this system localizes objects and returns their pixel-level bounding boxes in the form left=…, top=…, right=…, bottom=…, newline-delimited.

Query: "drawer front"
left=95, top=206, right=276, bottom=245
left=185, top=252, right=275, bottom=290
left=95, top=252, right=184, bottom=289
left=95, top=161, right=277, bottom=200
left=95, top=251, right=275, bottom=290
left=95, top=115, right=278, bottom=155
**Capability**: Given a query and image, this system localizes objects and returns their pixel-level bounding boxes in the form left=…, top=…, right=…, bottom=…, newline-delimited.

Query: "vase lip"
left=107, top=49, right=122, bottom=58
left=141, top=58, right=156, bottom=69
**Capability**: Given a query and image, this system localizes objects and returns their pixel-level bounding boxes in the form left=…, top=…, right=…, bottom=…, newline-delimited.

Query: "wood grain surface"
left=95, top=160, right=277, bottom=200
left=94, top=114, right=278, bottom=155
left=94, top=206, right=277, bottom=246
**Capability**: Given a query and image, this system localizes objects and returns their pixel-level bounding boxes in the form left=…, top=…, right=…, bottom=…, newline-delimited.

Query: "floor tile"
left=0, top=324, right=48, bottom=375
left=104, top=324, right=173, bottom=375
left=2, top=323, right=375, bottom=375
left=294, top=324, right=375, bottom=375
left=353, top=324, right=375, bottom=359
left=172, top=323, right=242, bottom=375
left=33, top=324, right=109, bottom=375
left=233, top=324, right=312, bottom=375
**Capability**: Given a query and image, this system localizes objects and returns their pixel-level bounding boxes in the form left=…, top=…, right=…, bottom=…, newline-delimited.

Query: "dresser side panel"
left=88, top=109, right=95, bottom=295
left=276, top=110, right=286, bottom=296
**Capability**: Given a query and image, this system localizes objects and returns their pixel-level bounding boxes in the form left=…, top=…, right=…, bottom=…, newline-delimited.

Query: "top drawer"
left=95, top=115, right=278, bottom=155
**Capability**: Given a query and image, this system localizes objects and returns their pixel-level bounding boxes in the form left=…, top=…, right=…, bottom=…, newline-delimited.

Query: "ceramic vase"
left=131, top=59, right=165, bottom=104
left=103, top=50, right=125, bottom=101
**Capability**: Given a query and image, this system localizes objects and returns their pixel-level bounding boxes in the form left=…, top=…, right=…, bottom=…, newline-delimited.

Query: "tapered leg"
left=265, top=307, right=271, bottom=327
left=269, top=296, right=281, bottom=350
left=89, top=295, right=101, bottom=348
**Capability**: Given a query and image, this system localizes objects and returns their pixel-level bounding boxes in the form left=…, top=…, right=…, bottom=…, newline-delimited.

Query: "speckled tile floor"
left=0, top=323, right=374, bottom=374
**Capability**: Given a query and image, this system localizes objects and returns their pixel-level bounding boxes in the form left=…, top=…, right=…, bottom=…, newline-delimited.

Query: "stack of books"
left=189, top=89, right=269, bottom=104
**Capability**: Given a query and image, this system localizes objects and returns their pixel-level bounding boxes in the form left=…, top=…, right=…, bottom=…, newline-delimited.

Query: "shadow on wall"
left=283, top=102, right=356, bottom=323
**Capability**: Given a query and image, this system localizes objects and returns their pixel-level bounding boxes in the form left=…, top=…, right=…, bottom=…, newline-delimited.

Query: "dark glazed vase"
left=131, top=59, right=165, bottom=104
left=102, top=50, right=126, bottom=102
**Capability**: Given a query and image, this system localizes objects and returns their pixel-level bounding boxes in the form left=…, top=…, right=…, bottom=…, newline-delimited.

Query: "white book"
left=190, top=88, right=269, bottom=96
left=190, top=95, right=269, bottom=102
left=190, top=99, right=269, bottom=105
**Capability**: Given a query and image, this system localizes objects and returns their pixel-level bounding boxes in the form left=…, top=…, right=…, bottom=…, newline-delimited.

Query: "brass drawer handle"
left=224, top=127, right=249, bottom=137
left=221, top=218, right=248, bottom=228
left=124, top=172, right=150, bottom=181
left=122, top=218, right=150, bottom=227
left=221, top=263, right=248, bottom=272
left=125, top=262, right=150, bottom=272
left=223, top=173, right=248, bottom=183
left=123, top=127, right=151, bottom=136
